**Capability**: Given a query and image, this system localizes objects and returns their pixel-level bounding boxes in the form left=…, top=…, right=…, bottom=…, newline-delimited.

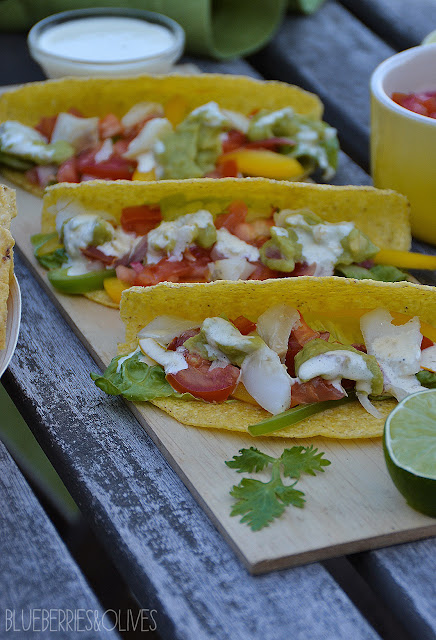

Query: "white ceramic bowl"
left=370, top=44, right=436, bottom=244
left=28, top=8, right=185, bottom=78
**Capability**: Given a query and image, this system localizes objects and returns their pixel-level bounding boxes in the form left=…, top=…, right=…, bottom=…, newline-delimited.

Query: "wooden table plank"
left=352, top=540, right=436, bottom=640
left=339, top=0, right=436, bottom=50
left=0, top=440, right=119, bottom=639
left=249, top=0, right=394, bottom=169
left=1, top=251, right=382, bottom=640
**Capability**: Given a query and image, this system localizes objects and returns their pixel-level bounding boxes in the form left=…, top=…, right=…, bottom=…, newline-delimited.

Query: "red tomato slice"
left=290, top=377, right=345, bottom=407
left=285, top=314, right=330, bottom=376
left=57, top=157, right=80, bottom=183
left=166, top=352, right=239, bottom=402
left=231, top=316, right=257, bottom=335
left=134, top=253, right=211, bottom=287
left=78, top=153, right=136, bottom=180
left=221, top=129, right=248, bottom=153
left=248, top=262, right=282, bottom=280
left=99, top=113, right=123, bottom=139
left=215, top=200, right=248, bottom=232
left=120, top=205, right=162, bottom=235
left=291, top=262, right=317, bottom=277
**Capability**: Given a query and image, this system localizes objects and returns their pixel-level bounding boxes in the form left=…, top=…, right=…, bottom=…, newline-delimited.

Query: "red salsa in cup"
left=392, top=91, right=436, bottom=118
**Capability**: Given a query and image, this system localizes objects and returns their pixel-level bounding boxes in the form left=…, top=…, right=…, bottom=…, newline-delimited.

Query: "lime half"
left=384, top=389, right=436, bottom=517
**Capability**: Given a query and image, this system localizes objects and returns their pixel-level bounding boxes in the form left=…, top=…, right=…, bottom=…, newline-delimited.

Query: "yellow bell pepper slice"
left=231, top=382, right=261, bottom=407
left=103, top=277, right=130, bottom=305
left=132, top=169, right=156, bottom=181
left=374, top=249, right=436, bottom=270
left=219, top=149, right=305, bottom=180
left=164, top=95, right=188, bottom=127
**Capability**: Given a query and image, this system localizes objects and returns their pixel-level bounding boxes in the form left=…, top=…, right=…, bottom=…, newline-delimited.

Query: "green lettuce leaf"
left=91, top=353, right=180, bottom=402
left=335, top=263, right=409, bottom=282
left=31, top=232, right=68, bottom=270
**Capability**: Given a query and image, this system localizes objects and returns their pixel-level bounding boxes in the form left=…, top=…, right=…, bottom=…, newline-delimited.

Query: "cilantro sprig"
left=226, top=445, right=331, bottom=531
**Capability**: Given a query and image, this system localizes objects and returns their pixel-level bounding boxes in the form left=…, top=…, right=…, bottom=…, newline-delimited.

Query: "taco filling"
left=92, top=303, right=436, bottom=435
left=32, top=198, right=411, bottom=302
left=0, top=101, right=338, bottom=187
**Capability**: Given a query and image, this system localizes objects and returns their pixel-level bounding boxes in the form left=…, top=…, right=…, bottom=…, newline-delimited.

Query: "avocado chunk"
left=295, top=338, right=384, bottom=395
left=0, top=121, right=74, bottom=166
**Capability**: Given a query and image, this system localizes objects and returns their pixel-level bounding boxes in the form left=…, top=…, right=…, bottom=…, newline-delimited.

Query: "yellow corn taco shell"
left=0, top=74, right=323, bottom=195
left=119, top=276, right=436, bottom=439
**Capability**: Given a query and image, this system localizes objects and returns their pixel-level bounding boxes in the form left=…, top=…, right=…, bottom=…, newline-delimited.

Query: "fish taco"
left=0, top=74, right=339, bottom=194
left=34, top=178, right=412, bottom=308
left=92, top=277, right=436, bottom=439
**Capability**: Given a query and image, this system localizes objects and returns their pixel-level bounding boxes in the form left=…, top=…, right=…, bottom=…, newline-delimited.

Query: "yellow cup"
left=371, top=44, right=436, bottom=244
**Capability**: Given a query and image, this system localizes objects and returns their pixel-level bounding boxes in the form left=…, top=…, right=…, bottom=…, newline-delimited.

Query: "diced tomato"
left=206, top=159, right=239, bottom=178
left=99, top=113, right=123, bottom=139
left=25, top=167, right=39, bottom=185
left=231, top=316, right=257, bottom=335
left=291, top=262, right=317, bottom=277
left=57, top=157, right=80, bottom=183
left=120, top=204, right=162, bottom=235
left=78, top=151, right=136, bottom=180
left=116, top=265, right=137, bottom=284
left=81, top=247, right=116, bottom=265
left=221, top=129, right=248, bottom=153
left=112, top=138, right=132, bottom=155
left=35, top=115, right=57, bottom=141
left=166, top=352, right=239, bottom=402
left=134, top=251, right=211, bottom=287
left=421, top=335, right=434, bottom=350
left=26, top=165, right=57, bottom=187
left=290, top=377, right=345, bottom=407
left=285, top=313, right=330, bottom=376
left=352, top=343, right=367, bottom=353
left=248, top=262, right=282, bottom=280
left=215, top=200, right=248, bottom=233
left=68, top=107, right=84, bottom=118
left=392, top=90, right=436, bottom=118
left=167, top=328, right=200, bottom=351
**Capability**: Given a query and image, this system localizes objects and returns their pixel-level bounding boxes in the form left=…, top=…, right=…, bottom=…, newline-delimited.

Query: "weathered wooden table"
left=1, top=2, right=435, bottom=639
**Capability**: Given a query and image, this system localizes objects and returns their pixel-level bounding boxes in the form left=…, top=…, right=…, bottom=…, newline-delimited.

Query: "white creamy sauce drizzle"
left=214, top=228, right=259, bottom=262
left=297, top=350, right=373, bottom=395
left=37, top=17, right=175, bottom=62
left=253, top=107, right=294, bottom=128
left=138, top=338, right=187, bottom=375
left=98, top=227, right=138, bottom=258
left=360, top=309, right=423, bottom=401
left=189, top=102, right=230, bottom=127
left=146, top=210, right=214, bottom=264
left=276, top=212, right=353, bottom=276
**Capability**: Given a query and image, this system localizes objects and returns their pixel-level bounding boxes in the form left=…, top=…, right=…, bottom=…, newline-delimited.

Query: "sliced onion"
left=121, top=102, right=164, bottom=128
left=137, top=315, right=200, bottom=346
left=356, top=391, right=382, bottom=419
left=256, top=304, right=300, bottom=359
left=241, top=346, right=293, bottom=414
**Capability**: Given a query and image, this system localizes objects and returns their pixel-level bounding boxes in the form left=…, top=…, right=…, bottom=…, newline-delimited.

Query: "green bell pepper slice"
left=48, top=267, right=116, bottom=294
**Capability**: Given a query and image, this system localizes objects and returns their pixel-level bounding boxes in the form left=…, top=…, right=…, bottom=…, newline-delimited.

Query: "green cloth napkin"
left=0, top=0, right=289, bottom=60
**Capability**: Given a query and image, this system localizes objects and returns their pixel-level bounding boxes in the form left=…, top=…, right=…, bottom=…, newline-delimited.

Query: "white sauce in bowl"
left=37, top=16, right=175, bottom=62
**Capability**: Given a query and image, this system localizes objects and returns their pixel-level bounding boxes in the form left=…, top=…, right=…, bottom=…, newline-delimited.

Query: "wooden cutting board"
left=7, top=180, right=436, bottom=574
